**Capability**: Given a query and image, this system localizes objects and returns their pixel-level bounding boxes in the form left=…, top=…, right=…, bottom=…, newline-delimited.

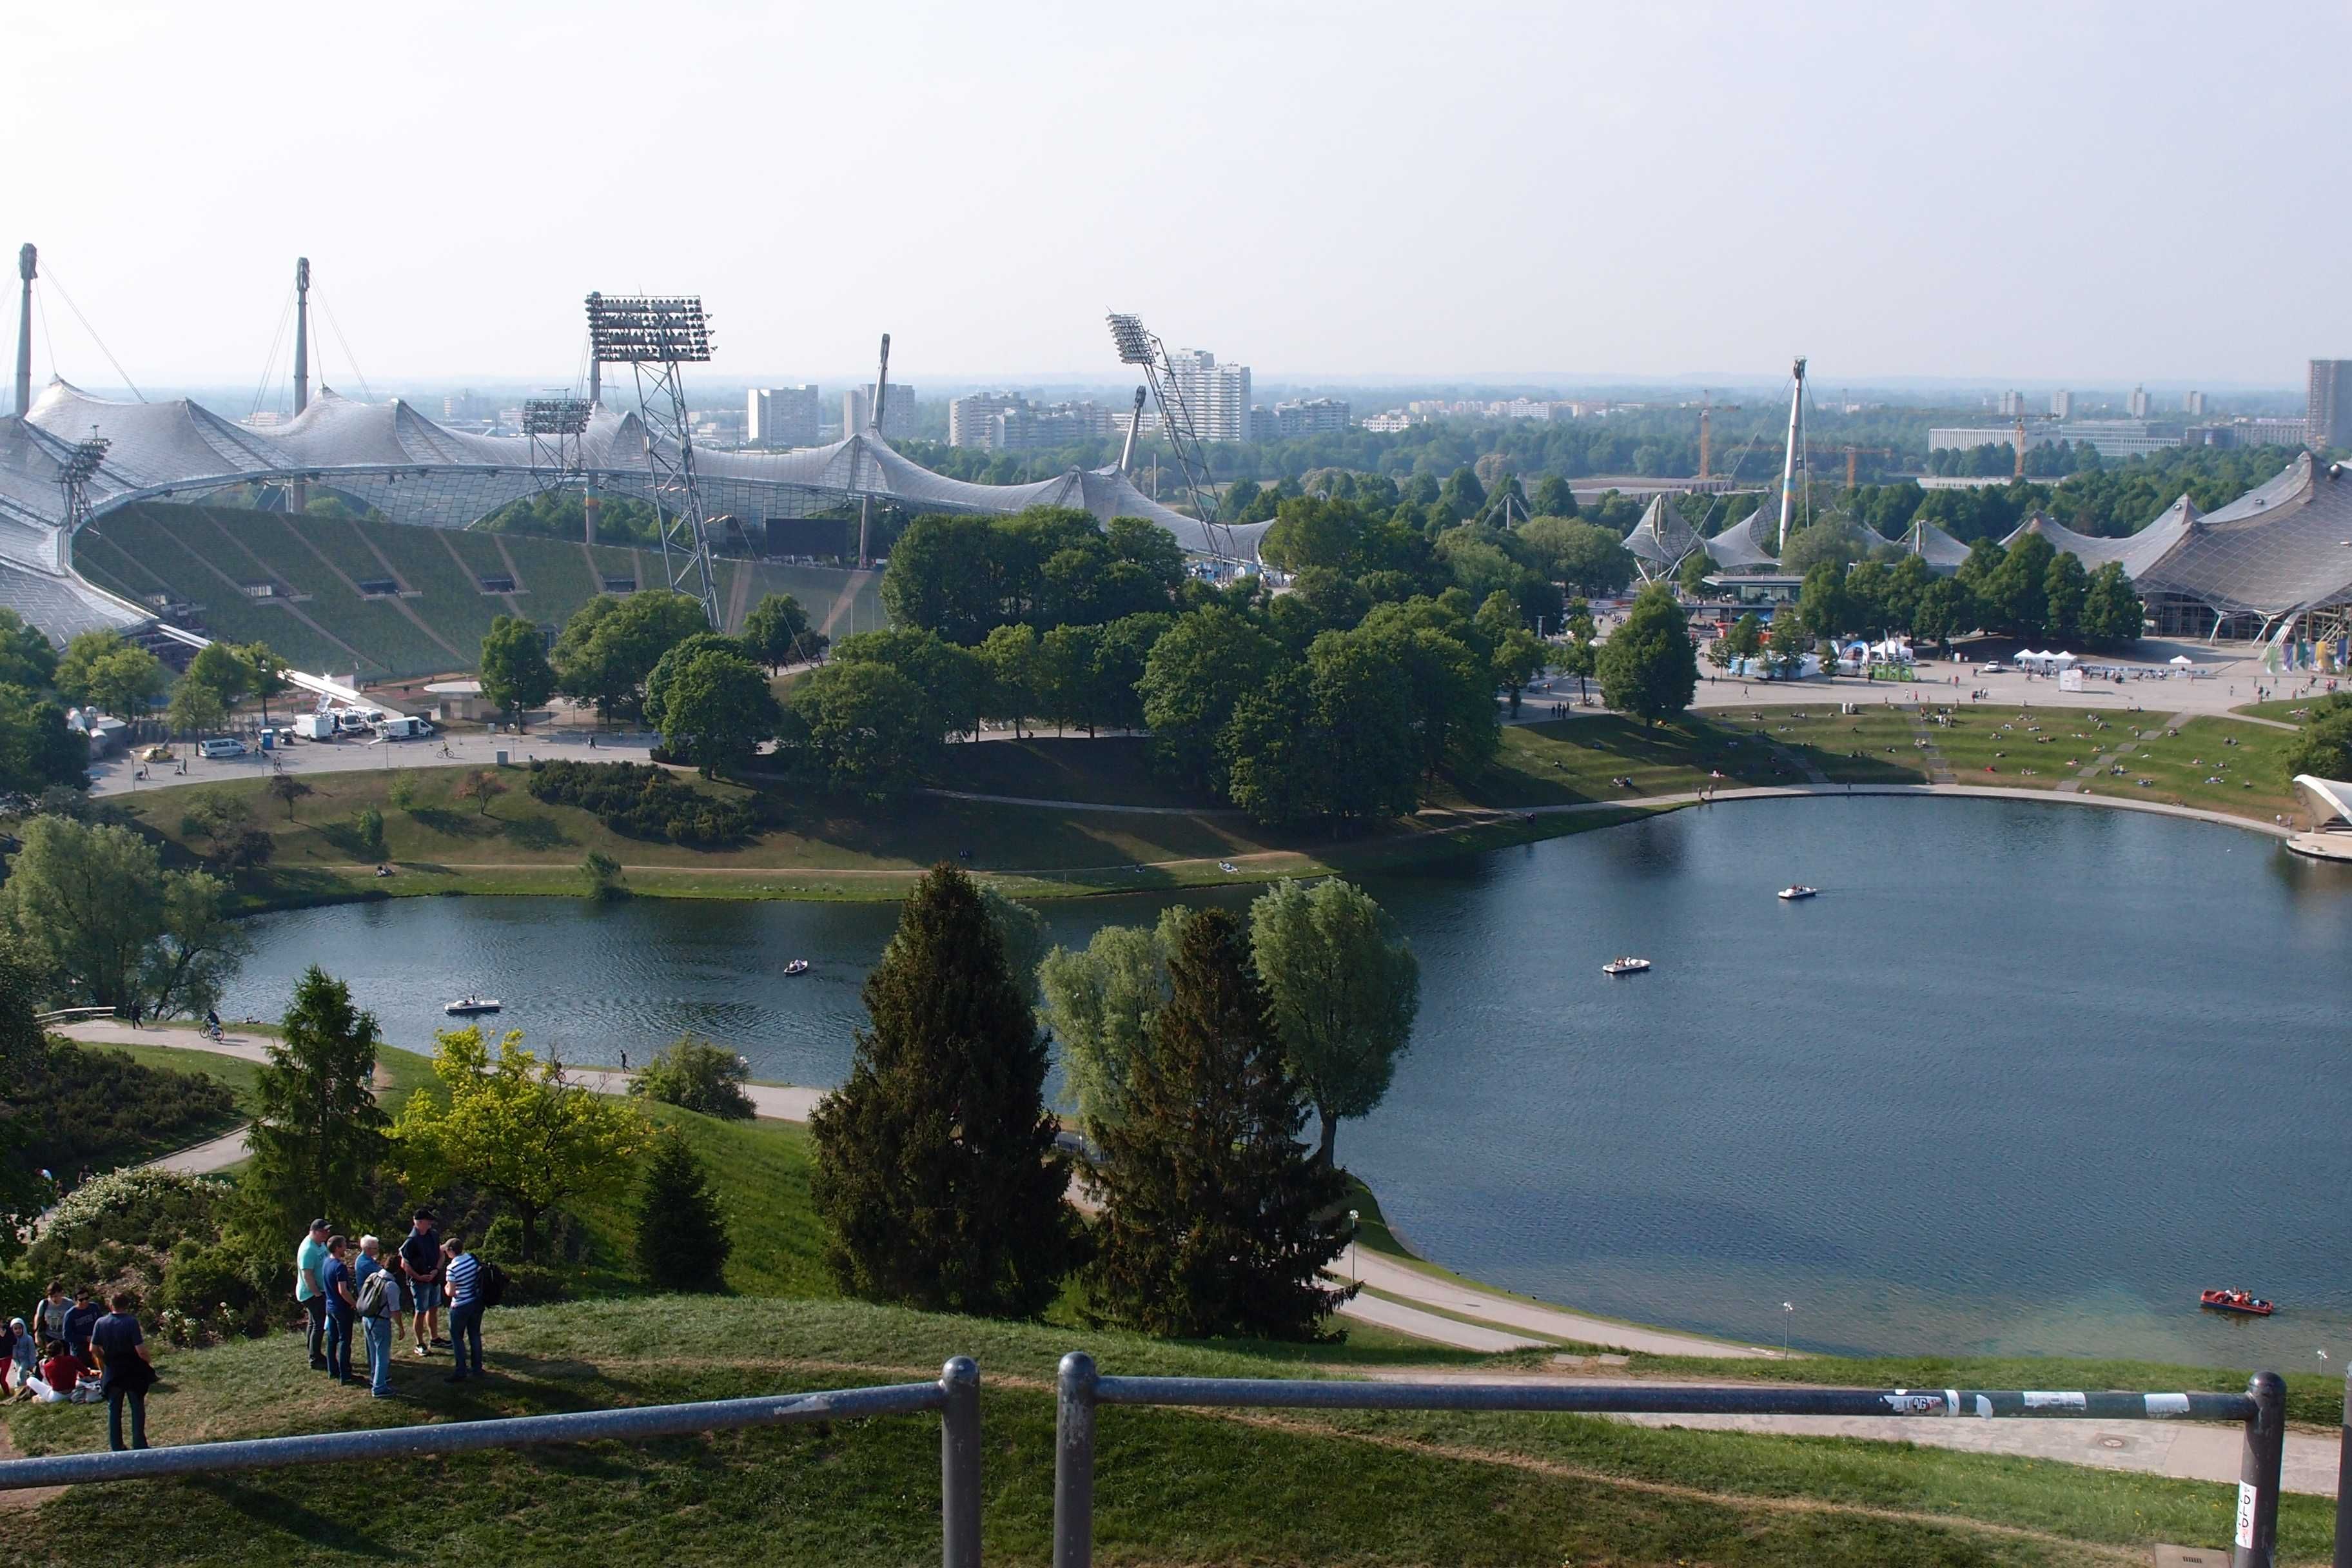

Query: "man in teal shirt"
left=295, top=1219, right=330, bottom=1371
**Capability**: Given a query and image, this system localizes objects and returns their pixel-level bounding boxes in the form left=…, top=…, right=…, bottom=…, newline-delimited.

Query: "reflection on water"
left=222, top=797, right=2352, bottom=1363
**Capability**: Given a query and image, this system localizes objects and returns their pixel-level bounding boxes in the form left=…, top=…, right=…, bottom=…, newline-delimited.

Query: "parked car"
left=139, top=743, right=174, bottom=762
left=196, top=738, right=248, bottom=760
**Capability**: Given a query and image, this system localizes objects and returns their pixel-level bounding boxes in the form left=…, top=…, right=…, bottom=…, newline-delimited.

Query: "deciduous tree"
left=479, top=615, right=555, bottom=730
left=1596, top=583, right=1698, bottom=725
left=1248, top=879, right=1419, bottom=1166
left=630, top=1035, right=754, bottom=1120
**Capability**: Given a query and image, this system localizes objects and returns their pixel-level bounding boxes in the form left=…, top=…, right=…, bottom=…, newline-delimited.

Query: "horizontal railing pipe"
left=0, top=1377, right=950, bottom=1493
left=1090, top=1375, right=2257, bottom=1424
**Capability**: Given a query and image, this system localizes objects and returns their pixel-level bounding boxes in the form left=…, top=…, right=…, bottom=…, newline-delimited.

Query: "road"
left=90, top=725, right=654, bottom=799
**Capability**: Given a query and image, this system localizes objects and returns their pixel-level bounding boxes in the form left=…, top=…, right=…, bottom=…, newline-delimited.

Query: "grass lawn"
left=2234, top=696, right=2344, bottom=724
left=2075, top=716, right=2306, bottom=820
left=3, top=1295, right=2329, bottom=1567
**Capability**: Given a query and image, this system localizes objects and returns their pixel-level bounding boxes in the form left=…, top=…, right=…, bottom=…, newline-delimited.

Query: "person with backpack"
left=441, top=1236, right=484, bottom=1383
left=353, top=1236, right=398, bottom=1399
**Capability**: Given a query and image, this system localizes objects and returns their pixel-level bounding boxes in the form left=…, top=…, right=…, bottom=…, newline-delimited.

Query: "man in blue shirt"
left=295, top=1219, right=331, bottom=1370
left=61, top=1288, right=102, bottom=1378
left=318, top=1235, right=358, bottom=1386
left=89, top=1291, right=152, bottom=1451
left=441, top=1237, right=484, bottom=1383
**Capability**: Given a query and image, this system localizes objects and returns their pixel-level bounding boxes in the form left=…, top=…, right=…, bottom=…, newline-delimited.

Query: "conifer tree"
left=1087, top=908, right=1353, bottom=1340
left=808, top=863, right=1082, bottom=1317
left=242, top=965, right=387, bottom=1239
left=634, top=1128, right=732, bottom=1292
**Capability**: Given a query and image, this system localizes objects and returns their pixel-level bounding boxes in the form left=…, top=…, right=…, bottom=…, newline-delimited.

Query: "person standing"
left=89, top=1290, right=153, bottom=1451
left=441, top=1237, right=483, bottom=1384
left=353, top=1235, right=397, bottom=1400
left=28, top=1283, right=68, bottom=1359
left=399, top=1209, right=446, bottom=1357
left=295, top=1219, right=331, bottom=1369
left=62, top=1288, right=102, bottom=1378
left=319, top=1235, right=358, bottom=1386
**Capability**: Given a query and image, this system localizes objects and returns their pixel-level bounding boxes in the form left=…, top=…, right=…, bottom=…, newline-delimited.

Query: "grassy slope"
left=1, top=1296, right=2330, bottom=1567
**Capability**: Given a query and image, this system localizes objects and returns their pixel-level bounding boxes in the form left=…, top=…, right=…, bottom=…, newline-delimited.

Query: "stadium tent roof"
left=1624, top=494, right=1700, bottom=569
left=2000, top=499, right=2199, bottom=580
left=1894, top=516, right=1973, bottom=573
left=1701, top=507, right=1777, bottom=570
left=2128, top=453, right=2352, bottom=625
left=2296, top=774, right=2352, bottom=827
left=0, top=380, right=1268, bottom=642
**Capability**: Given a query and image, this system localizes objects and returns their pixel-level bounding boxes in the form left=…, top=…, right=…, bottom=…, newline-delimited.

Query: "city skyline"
left=9, top=2, right=2351, bottom=389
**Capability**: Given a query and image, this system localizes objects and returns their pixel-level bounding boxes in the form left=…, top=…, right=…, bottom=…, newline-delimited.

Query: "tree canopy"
left=479, top=614, right=556, bottom=728
left=1248, top=878, right=1419, bottom=1165
left=1597, top=583, right=1699, bottom=725
left=241, top=965, right=387, bottom=1241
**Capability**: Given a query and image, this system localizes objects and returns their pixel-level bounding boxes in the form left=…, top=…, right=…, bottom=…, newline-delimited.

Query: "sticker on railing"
left=2235, top=1480, right=2259, bottom=1548
left=1879, top=1391, right=1945, bottom=1414
left=2023, top=1391, right=2086, bottom=1409
left=2144, top=1393, right=2191, bottom=1417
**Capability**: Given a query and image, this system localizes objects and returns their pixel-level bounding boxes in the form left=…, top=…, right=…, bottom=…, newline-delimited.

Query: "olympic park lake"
left=217, top=796, right=2352, bottom=1364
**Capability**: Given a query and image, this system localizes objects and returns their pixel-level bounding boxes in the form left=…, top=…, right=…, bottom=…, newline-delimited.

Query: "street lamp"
left=1781, top=1300, right=1795, bottom=1353
left=1348, top=1209, right=1361, bottom=1285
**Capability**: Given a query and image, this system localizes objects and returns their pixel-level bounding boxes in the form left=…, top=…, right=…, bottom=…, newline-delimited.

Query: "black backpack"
left=476, top=1261, right=509, bottom=1309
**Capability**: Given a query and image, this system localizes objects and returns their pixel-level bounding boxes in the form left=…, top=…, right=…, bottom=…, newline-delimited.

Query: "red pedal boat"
left=2199, top=1288, right=2275, bottom=1317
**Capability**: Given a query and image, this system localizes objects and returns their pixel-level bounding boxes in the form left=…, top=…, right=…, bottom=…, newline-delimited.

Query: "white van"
left=197, top=738, right=248, bottom=760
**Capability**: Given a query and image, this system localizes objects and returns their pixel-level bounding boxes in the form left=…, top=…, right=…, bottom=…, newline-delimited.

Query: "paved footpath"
left=1360, top=1369, right=2340, bottom=1496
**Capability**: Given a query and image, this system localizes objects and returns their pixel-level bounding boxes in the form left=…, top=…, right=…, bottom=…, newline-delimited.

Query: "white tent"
left=2170, top=654, right=2197, bottom=667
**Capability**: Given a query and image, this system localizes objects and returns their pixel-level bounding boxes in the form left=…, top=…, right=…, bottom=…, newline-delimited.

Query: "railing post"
left=939, top=1357, right=981, bottom=1568
left=2335, top=1368, right=2351, bottom=1568
left=2234, top=1371, right=2285, bottom=1568
left=1054, top=1351, right=1098, bottom=1568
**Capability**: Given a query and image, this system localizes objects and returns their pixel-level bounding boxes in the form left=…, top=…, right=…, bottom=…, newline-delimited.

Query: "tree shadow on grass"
left=409, top=806, right=495, bottom=839
left=500, top=816, right=572, bottom=852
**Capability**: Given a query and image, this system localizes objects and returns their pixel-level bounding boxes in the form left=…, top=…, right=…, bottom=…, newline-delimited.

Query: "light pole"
left=1781, top=1300, right=1794, bottom=1353
left=1347, top=1209, right=1360, bottom=1285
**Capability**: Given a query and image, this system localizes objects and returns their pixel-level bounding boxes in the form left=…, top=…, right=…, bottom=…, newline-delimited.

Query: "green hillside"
left=72, top=502, right=881, bottom=681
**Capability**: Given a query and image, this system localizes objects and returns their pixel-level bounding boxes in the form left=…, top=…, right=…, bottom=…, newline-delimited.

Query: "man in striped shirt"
left=441, top=1238, right=484, bottom=1383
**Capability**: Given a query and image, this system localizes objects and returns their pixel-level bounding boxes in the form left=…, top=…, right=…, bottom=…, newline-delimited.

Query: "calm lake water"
left=220, top=797, right=2352, bottom=1363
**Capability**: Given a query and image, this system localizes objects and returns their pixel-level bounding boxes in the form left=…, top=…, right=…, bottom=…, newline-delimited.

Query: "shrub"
left=629, top=1035, right=754, bottom=1120
left=580, top=849, right=625, bottom=899
left=634, top=1130, right=730, bottom=1292
left=10, top=1044, right=238, bottom=1179
left=353, top=805, right=386, bottom=858
left=524, top=760, right=760, bottom=847
left=155, top=1233, right=284, bottom=1339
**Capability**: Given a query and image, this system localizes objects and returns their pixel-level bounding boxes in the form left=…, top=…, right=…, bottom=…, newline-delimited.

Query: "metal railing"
left=1049, top=1353, right=2289, bottom=1568
left=0, top=1358, right=984, bottom=1568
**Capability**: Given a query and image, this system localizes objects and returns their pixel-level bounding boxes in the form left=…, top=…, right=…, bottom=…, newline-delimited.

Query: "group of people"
left=295, top=1208, right=487, bottom=1398
left=3, top=1282, right=155, bottom=1450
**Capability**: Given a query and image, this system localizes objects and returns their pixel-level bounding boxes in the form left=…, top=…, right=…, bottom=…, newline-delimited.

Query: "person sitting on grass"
left=34, top=1340, right=77, bottom=1402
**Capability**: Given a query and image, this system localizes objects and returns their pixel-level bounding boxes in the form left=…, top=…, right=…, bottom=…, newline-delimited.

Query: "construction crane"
left=1803, top=444, right=1894, bottom=489
left=1697, top=391, right=1742, bottom=481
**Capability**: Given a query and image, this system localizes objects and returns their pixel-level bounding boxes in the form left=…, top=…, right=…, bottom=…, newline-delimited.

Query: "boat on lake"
left=1602, top=957, right=1651, bottom=977
left=444, top=996, right=501, bottom=1016
left=783, top=959, right=810, bottom=976
left=2199, top=1288, right=2274, bottom=1317
left=1778, top=885, right=1818, bottom=901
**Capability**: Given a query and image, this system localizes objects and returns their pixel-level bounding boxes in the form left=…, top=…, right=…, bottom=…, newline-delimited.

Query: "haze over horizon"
left=10, top=1, right=2349, bottom=393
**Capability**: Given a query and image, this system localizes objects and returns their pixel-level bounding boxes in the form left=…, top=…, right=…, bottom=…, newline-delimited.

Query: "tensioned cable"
left=315, top=291, right=374, bottom=403
left=41, top=266, right=145, bottom=402
left=247, top=291, right=293, bottom=420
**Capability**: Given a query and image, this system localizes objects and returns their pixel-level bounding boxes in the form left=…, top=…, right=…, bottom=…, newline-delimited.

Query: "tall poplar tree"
left=1087, top=908, right=1353, bottom=1341
left=809, top=863, right=1082, bottom=1317
left=244, top=966, right=389, bottom=1237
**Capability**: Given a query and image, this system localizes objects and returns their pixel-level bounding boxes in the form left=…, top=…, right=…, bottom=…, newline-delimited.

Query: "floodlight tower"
left=58, top=434, right=111, bottom=533
left=1106, top=311, right=1230, bottom=559
left=523, top=396, right=592, bottom=490
left=1776, top=356, right=1809, bottom=552
left=14, top=244, right=34, bottom=418
left=583, top=353, right=603, bottom=545
left=584, top=292, right=721, bottom=628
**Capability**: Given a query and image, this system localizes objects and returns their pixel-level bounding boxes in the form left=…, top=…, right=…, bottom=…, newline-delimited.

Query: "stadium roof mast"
left=1107, top=311, right=1233, bottom=561
left=1776, top=355, right=1809, bottom=552
left=856, top=332, right=891, bottom=569
left=14, top=244, right=33, bottom=418
left=291, top=258, right=311, bottom=512
left=1117, top=386, right=1148, bottom=475
left=584, top=291, right=721, bottom=628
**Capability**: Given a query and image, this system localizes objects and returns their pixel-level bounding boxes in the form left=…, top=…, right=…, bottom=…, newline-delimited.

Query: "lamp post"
left=1781, top=1301, right=1794, bottom=1353
left=1347, top=1210, right=1360, bottom=1285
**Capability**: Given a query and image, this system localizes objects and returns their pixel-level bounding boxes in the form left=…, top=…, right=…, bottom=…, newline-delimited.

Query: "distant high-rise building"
left=2050, top=389, right=2073, bottom=418
left=843, top=384, right=917, bottom=440
left=1164, top=349, right=1253, bottom=442
left=948, top=391, right=1026, bottom=448
left=747, top=386, right=821, bottom=448
left=2127, top=385, right=2150, bottom=418
left=1271, top=397, right=1353, bottom=437
left=2182, top=389, right=2206, bottom=417
left=1997, top=389, right=2024, bottom=416
left=2308, top=359, right=2352, bottom=449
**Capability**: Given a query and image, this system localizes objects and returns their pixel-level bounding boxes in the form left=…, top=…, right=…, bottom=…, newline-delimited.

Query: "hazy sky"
left=9, top=1, right=2349, bottom=391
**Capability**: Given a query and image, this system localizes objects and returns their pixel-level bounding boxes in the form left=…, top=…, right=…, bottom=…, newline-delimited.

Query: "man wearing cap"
left=295, top=1219, right=331, bottom=1371
left=398, top=1208, right=447, bottom=1357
